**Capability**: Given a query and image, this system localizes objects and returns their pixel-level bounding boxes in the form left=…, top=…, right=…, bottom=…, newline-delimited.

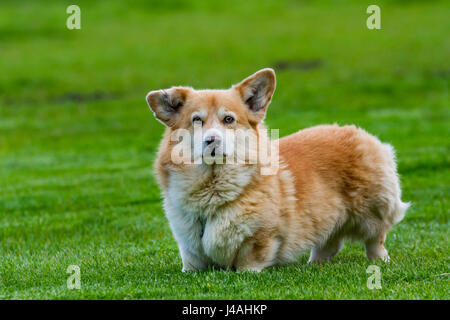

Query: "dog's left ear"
left=233, top=68, right=276, bottom=122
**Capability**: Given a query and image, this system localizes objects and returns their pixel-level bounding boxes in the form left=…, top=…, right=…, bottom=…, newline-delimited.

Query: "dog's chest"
left=167, top=165, right=255, bottom=215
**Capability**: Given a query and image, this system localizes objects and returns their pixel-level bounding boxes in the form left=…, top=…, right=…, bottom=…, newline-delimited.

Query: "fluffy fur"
left=146, top=68, right=409, bottom=271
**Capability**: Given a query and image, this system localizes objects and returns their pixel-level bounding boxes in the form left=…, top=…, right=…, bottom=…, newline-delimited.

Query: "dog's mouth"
left=203, top=149, right=224, bottom=158
left=203, top=143, right=223, bottom=159
left=202, top=147, right=228, bottom=164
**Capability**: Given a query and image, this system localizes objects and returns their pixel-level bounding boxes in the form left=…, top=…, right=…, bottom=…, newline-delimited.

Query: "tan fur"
left=146, top=69, right=409, bottom=271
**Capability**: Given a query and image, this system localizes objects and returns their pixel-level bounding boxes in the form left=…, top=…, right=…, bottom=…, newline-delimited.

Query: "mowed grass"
left=0, top=0, right=449, bottom=299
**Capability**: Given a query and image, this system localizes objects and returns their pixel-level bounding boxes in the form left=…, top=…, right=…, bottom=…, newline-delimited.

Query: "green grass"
left=0, top=0, right=449, bottom=299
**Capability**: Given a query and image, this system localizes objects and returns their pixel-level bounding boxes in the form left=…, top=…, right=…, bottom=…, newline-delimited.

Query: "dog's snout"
left=205, top=135, right=219, bottom=145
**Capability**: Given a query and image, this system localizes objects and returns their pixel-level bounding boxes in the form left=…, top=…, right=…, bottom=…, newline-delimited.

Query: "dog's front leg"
left=163, top=200, right=212, bottom=271
left=201, top=215, right=255, bottom=269
left=179, top=246, right=209, bottom=272
left=233, top=236, right=282, bottom=272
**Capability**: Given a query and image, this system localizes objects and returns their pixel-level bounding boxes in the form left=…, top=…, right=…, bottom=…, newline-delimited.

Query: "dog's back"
left=279, top=124, right=409, bottom=262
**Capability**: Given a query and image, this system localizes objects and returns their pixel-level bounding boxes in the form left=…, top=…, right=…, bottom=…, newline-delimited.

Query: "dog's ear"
left=146, top=87, right=190, bottom=127
left=234, top=68, right=276, bottom=122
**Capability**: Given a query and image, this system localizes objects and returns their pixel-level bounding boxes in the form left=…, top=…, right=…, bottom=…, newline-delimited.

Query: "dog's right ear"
left=146, top=87, right=190, bottom=127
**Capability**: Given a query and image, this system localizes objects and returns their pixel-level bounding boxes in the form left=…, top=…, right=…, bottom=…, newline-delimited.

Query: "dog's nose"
left=205, top=136, right=219, bottom=145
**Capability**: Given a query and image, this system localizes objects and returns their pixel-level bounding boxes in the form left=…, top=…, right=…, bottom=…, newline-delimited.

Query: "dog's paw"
left=236, top=265, right=265, bottom=272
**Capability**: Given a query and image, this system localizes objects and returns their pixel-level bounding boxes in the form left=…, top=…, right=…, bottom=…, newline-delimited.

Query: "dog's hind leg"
left=308, top=237, right=344, bottom=263
left=364, top=198, right=409, bottom=262
left=365, top=233, right=389, bottom=262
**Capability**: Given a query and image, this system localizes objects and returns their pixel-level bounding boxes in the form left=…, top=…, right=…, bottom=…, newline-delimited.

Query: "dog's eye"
left=223, top=115, right=235, bottom=124
left=192, top=116, right=203, bottom=125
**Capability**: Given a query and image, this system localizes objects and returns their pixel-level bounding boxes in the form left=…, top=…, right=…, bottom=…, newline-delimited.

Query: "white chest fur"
left=164, top=164, right=257, bottom=268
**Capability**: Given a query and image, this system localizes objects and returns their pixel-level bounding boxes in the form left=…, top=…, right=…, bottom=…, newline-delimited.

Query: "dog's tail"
left=391, top=200, right=410, bottom=225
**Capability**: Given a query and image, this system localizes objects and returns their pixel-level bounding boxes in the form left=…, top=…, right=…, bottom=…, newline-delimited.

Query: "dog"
left=146, top=68, right=409, bottom=271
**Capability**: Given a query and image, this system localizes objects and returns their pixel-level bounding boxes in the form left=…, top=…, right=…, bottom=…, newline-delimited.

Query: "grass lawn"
left=0, top=0, right=448, bottom=299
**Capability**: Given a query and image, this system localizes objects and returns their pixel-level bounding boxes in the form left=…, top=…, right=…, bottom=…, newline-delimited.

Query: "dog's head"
left=146, top=68, right=276, bottom=165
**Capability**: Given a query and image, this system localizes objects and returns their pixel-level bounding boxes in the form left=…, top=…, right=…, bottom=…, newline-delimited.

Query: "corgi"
left=146, top=68, right=409, bottom=272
